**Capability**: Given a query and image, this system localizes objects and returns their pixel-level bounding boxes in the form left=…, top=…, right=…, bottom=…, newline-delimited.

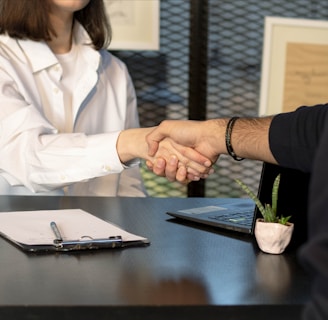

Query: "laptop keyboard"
left=209, top=210, right=254, bottom=226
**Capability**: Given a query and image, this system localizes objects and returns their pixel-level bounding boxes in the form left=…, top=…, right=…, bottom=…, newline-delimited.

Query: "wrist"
left=207, top=119, right=228, bottom=156
left=225, top=117, right=244, bottom=161
left=116, top=130, right=133, bottom=163
left=117, top=128, right=153, bottom=163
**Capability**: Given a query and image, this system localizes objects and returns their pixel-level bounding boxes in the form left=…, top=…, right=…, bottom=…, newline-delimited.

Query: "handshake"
left=145, top=119, right=222, bottom=184
left=118, top=116, right=274, bottom=184
left=117, top=117, right=277, bottom=184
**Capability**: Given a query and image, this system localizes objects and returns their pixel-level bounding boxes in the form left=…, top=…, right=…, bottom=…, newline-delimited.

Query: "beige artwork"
left=282, top=43, right=328, bottom=112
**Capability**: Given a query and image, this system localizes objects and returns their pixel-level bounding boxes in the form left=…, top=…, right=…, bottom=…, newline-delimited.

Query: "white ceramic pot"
left=254, top=218, right=294, bottom=254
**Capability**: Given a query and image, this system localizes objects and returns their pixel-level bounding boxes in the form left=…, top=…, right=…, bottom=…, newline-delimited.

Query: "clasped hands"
left=144, top=120, right=220, bottom=184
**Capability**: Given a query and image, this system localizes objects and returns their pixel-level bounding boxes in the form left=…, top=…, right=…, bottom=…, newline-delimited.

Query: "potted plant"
left=235, top=174, right=294, bottom=254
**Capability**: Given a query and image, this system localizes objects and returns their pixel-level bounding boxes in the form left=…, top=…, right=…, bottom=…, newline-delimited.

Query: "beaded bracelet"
left=225, top=117, right=244, bottom=161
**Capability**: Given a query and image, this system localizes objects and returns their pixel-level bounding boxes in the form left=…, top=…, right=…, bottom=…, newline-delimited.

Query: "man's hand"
left=147, top=119, right=225, bottom=163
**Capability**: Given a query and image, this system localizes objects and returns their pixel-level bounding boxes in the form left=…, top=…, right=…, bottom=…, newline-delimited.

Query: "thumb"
left=147, top=140, right=160, bottom=157
left=146, top=129, right=165, bottom=156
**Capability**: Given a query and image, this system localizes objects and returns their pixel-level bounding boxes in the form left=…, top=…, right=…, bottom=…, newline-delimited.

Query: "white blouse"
left=0, top=22, right=146, bottom=197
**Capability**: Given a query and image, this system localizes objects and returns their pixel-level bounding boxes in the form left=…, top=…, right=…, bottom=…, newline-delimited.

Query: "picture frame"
left=104, top=0, right=160, bottom=51
left=259, top=17, right=328, bottom=116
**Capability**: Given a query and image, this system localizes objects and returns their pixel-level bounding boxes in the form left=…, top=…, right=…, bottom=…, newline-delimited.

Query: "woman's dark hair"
left=0, top=0, right=111, bottom=50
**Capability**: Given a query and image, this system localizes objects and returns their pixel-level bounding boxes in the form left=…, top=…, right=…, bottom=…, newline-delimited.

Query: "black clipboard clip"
left=53, top=235, right=123, bottom=251
left=50, top=221, right=123, bottom=251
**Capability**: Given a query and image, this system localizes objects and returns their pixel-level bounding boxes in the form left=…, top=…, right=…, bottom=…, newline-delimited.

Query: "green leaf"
left=235, top=174, right=291, bottom=225
left=235, top=179, right=266, bottom=218
left=278, top=215, right=292, bottom=225
left=271, top=174, right=280, bottom=215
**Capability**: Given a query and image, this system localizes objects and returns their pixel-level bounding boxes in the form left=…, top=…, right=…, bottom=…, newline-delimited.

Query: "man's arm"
left=224, top=116, right=277, bottom=163
left=146, top=117, right=277, bottom=176
left=146, top=104, right=328, bottom=180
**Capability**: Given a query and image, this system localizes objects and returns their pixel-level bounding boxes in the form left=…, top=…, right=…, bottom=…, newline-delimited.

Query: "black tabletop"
left=0, top=196, right=310, bottom=320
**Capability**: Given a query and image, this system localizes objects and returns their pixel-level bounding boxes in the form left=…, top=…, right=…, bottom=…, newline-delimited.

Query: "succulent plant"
left=235, top=174, right=291, bottom=225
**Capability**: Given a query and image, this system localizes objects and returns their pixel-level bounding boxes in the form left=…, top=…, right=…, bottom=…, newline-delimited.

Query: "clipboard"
left=0, top=209, right=150, bottom=252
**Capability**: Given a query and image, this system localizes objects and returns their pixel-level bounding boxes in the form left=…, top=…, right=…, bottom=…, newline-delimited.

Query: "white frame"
left=104, top=0, right=160, bottom=51
left=259, top=17, right=328, bottom=116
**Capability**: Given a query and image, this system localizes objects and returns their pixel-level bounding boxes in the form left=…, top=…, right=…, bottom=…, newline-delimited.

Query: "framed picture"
left=104, top=0, right=160, bottom=51
left=259, top=17, right=328, bottom=116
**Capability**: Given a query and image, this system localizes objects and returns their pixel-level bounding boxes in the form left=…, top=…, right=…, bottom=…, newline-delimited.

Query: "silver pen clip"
left=50, top=221, right=63, bottom=244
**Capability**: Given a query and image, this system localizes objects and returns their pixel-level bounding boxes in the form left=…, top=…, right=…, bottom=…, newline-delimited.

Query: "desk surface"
left=0, top=196, right=310, bottom=320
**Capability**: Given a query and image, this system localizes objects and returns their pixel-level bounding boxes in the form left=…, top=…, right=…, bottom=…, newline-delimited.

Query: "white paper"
left=0, top=209, right=147, bottom=246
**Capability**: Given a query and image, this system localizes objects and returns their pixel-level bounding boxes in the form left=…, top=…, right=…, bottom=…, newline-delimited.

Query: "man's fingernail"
left=204, top=160, right=212, bottom=167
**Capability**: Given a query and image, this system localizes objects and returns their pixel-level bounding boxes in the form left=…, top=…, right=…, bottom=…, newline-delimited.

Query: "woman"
left=0, top=0, right=210, bottom=196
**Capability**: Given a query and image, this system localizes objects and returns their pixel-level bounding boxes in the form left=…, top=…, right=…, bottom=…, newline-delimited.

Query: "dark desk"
left=0, top=196, right=310, bottom=320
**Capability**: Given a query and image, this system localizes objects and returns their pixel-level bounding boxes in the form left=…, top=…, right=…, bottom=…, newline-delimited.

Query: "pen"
left=50, top=221, right=63, bottom=243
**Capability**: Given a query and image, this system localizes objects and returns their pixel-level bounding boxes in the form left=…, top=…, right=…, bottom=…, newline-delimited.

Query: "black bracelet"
left=225, top=117, right=244, bottom=161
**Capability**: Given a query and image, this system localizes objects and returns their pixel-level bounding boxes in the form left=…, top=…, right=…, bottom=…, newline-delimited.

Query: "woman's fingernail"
left=155, top=158, right=165, bottom=168
left=169, top=155, right=178, bottom=165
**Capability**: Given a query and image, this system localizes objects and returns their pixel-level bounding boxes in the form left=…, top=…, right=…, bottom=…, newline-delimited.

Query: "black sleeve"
left=298, top=112, right=328, bottom=320
left=269, top=104, right=328, bottom=172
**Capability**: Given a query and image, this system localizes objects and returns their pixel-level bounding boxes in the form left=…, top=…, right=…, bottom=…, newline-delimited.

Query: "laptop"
left=167, top=163, right=310, bottom=245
